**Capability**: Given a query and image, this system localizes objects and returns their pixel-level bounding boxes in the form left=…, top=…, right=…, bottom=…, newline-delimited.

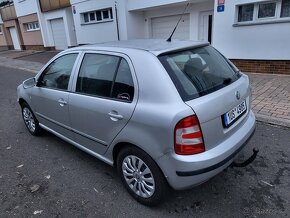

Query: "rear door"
left=69, top=52, right=137, bottom=154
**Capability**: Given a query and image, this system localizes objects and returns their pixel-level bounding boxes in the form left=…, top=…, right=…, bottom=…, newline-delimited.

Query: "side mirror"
left=23, top=77, right=36, bottom=89
left=35, top=80, right=43, bottom=87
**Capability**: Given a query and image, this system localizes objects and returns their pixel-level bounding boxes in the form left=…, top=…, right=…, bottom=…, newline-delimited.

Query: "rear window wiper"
left=223, top=77, right=232, bottom=85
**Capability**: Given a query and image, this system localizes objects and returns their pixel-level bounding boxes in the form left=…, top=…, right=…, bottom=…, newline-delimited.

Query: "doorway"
left=199, top=11, right=213, bottom=44
left=9, top=27, right=21, bottom=50
left=50, top=18, right=68, bottom=50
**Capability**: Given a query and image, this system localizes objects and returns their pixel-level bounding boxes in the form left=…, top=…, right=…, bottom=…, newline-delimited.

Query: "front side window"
left=238, top=4, right=254, bottom=22
left=281, top=0, right=290, bottom=17
left=76, top=54, right=134, bottom=102
left=258, top=2, right=276, bottom=18
left=38, top=53, right=78, bottom=90
left=158, top=46, right=241, bottom=101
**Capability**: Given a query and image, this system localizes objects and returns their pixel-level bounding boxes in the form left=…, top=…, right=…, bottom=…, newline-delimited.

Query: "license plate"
left=222, top=100, right=247, bottom=127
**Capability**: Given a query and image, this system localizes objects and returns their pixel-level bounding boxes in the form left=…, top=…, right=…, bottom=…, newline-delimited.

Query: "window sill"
left=81, top=19, right=113, bottom=26
left=26, top=29, right=40, bottom=32
left=233, top=18, right=290, bottom=27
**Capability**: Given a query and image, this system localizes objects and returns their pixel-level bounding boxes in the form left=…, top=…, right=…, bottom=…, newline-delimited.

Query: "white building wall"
left=117, top=0, right=145, bottom=40
left=212, top=0, right=290, bottom=60
left=71, top=0, right=118, bottom=44
left=126, top=11, right=145, bottom=39
left=13, top=0, right=38, bottom=17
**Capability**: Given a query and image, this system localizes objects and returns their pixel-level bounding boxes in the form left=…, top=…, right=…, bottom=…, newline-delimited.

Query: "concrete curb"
left=255, top=114, right=290, bottom=128
left=0, top=63, right=38, bottom=74
left=0, top=62, right=39, bottom=74
left=245, top=72, right=290, bottom=78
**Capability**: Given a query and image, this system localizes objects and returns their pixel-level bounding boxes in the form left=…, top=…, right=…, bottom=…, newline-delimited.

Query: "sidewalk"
left=247, top=73, right=290, bottom=127
left=0, top=50, right=289, bottom=128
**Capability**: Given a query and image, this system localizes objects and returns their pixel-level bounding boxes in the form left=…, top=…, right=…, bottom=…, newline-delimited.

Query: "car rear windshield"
left=158, top=45, right=241, bottom=101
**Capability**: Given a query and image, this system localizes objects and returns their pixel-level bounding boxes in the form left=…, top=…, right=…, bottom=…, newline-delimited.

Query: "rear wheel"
left=117, top=146, right=167, bottom=206
left=21, top=103, right=42, bottom=136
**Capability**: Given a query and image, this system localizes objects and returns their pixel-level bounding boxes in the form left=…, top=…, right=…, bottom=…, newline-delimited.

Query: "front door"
left=50, top=18, right=68, bottom=50
left=69, top=52, right=137, bottom=154
left=9, top=27, right=21, bottom=50
left=199, top=11, right=213, bottom=44
left=31, top=53, right=79, bottom=139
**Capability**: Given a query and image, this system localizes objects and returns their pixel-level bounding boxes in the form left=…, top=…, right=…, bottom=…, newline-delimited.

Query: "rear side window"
left=76, top=54, right=119, bottom=98
left=158, top=46, right=241, bottom=101
left=112, top=59, right=134, bottom=101
left=76, top=53, right=134, bottom=102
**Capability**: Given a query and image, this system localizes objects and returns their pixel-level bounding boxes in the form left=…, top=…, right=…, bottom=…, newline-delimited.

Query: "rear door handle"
left=58, top=98, right=67, bottom=106
left=108, top=111, right=123, bottom=121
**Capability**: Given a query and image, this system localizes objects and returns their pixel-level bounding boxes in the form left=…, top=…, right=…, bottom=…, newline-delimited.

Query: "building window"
left=82, top=8, right=113, bottom=24
left=238, top=4, right=254, bottom=22
left=26, top=22, right=40, bottom=31
left=236, top=0, right=290, bottom=24
left=258, top=2, right=276, bottom=18
left=281, top=0, right=290, bottom=17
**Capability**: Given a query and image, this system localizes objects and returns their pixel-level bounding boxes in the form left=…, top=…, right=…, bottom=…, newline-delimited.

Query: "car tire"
left=21, top=103, right=43, bottom=136
left=117, top=146, right=168, bottom=206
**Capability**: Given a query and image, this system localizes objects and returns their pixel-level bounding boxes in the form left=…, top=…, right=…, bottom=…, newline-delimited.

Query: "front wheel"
left=117, top=146, right=168, bottom=206
left=21, top=103, right=42, bottom=136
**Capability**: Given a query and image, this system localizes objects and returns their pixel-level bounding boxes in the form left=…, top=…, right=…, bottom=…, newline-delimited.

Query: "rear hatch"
left=158, top=45, right=251, bottom=150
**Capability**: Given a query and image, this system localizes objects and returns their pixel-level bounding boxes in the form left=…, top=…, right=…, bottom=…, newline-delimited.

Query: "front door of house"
left=199, top=11, right=213, bottom=44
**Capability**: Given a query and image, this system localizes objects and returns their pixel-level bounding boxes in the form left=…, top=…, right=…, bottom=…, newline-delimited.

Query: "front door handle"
left=58, top=98, right=67, bottom=106
left=108, top=111, right=123, bottom=121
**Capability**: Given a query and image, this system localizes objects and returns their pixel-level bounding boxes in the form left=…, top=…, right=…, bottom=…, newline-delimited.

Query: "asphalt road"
left=0, top=66, right=289, bottom=218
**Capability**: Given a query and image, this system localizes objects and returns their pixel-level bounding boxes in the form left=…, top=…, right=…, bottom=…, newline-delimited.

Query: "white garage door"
left=151, top=14, right=190, bottom=40
left=50, top=18, right=68, bottom=50
left=9, top=27, right=21, bottom=50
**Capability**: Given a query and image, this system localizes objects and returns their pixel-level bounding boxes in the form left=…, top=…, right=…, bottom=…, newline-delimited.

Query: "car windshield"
left=158, top=45, right=241, bottom=101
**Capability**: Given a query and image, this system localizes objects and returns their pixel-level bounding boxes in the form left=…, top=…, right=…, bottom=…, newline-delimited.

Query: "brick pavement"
left=0, top=50, right=289, bottom=128
left=247, top=73, right=290, bottom=127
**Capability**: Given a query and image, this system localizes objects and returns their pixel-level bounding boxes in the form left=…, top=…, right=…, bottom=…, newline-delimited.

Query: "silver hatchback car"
left=17, top=40, right=256, bottom=205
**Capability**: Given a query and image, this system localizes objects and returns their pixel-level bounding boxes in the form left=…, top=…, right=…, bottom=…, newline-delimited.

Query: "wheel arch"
left=18, top=98, right=27, bottom=107
left=112, top=141, right=169, bottom=183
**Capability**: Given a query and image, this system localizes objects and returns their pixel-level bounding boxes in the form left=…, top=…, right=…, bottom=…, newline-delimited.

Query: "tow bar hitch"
left=231, top=148, right=259, bottom=168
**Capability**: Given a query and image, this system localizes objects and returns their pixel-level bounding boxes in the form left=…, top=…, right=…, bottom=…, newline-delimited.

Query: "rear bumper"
left=156, top=110, right=256, bottom=190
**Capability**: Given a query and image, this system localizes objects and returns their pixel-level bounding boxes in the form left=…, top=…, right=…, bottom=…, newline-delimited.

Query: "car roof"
left=67, top=39, right=209, bottom=56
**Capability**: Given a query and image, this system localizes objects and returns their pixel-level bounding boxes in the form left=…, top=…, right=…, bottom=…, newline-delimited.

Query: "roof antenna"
left=166, top=2, right=190, bottom=42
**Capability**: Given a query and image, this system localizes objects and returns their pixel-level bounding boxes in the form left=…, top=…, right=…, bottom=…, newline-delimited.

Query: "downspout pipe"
left=115, top=1, right=120, bottom=41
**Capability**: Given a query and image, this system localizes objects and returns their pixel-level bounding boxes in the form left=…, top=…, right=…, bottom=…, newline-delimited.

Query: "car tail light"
left=174, top=115, right=205, bottom=155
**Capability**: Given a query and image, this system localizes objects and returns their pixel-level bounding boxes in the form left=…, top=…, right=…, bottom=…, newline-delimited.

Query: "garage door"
left=50, top=18, right=68, bottom=50
left=9, top=27, right=21, bottom=50
left=151, top=14, right=190, bottom=40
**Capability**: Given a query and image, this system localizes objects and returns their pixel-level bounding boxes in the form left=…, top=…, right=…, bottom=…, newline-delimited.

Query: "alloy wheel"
left=23, top=107, right=36, bottom=133
left=122, top=155, right=155, bottom=198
